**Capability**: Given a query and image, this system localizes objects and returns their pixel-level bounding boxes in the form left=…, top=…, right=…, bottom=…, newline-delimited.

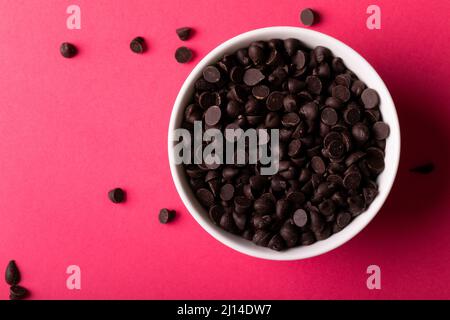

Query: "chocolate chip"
left=284, top=38, right=302, bottom=56
left=175, top=46, right=193, bottom=63
left=108, top=188, right=125, bottom=203
left=276, top=199, right=290, bottom=219
left=343, top=106, right=361, bottom=125
left=300, top=102, right=319, bottom=120
left=267, top=91, right=284, bottom=111
left=208, top=205, right=224, bottom=225
left=313, top=47, right=330, bottom=65
left=196, top=188, right=215, bottom=207
left=252, top=230, right=271, bottom=246
left=220, top=184, right=235, bottom=201
left=331, top=57, right=346, bottom=73
left=252, top=85, right=270, bottom=100
left=352, top=122, right=370, bottom=143
left=293, top=50, right=307, bottom=69
left=336, top=212, right=352, bottom=229
left=293, top=209, right=308, bottom=227
left=345, top=151, right=366, bottom=167
left=280, top=221, right=299, bottom=247
left=363, top=187, right=378, bottom=205
left=253, top=215, right=272, bottom=229
left=309, top=209, right=324, bottom=232
left=176, top=27, right=192, bottom=41
left=248, top=45, right=265, bottom=65
left=5, top=260, right=20, bottom=286
left=328, top=140, right=346, bottom=159
left=286, top=192, right=305, bottom=209
left=130, top=37, right=147, bottom=54
left=234, top=196, right=252, bottom=214
left=287, top=78, right=305, bottom=94
left=351, top=80, right=366, bottom=96
left=348, top=195, right=365, bottom=216
left=229, top=85, right=247, bottom=103
left=236, top=48, right=250, bottom=66
left=321, top=107, right=338, bottom=126
left=361, top=88, right=380, bottom=109
left=9, top=285, right=29, bottom=300
left=343, top=171, right=362, bottom=190
left=319, top=199, right=335, bottom=216
left=311, top=156, right=326, bottom=174
left=233, top=211, right=247, bottom=231
left=159, top=208, right=176, bottom=224
left=220, top=212, right=237, bottom=233
left=230, top=66, right=244, bottom=83
left=203, top=66, right=221, bottom=83
left=410, top=162, right=435, bottom=174
left=306, top=76, right=322, bottom=95
left=372, top=121, right=390, bottom=140
left=218, top=54, right=236, bottom=73
left=315, top=63, right=331, bottom=79
left=268, top=234, right=286, bottom=251
left=335, top=74, right=352, bottom=88
left=366, top=147, right=385, bottom=174
left=265, top=112, right=281, bottom=128
left=287, top=139, right=302, bottom=157
left=282, top=113, right=301, bottom=128
left=204, top=105, right=222, bottom=126
left=332, top=85, right=351, bottom=102
left=315, top=225, right=332, bottom=240
left=243, top=69, right=264, bottom=87
left=300, top=8, right=316, bottom=26
left=301, top=232, right=315, bottom=245
left=60, top=42, right=77, bottom=58
left=254, top=197, right=274, bottom=215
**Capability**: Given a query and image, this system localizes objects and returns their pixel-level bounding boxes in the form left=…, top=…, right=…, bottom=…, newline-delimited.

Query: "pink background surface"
left=0, top=0, right=449, bottom=300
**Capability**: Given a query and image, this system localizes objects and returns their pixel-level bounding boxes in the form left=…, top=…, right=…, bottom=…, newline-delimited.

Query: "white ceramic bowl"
left=168, top=27, right=400, bottom=260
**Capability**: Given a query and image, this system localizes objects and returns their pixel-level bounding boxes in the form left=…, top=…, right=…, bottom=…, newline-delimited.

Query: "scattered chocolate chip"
left=130, top=37, right=147, bottom=54
left=5, top=260, right=20, bottom=286
left=60, top=42, right=77, bottom=58
left=9, top=285, right=29, bottom=300
left=176, top=27, right=192, bottom=41
left=159, top=208, right=176, bottom=224
left=175, top=46, right=193, bottom=63
left=300, top=8, right=316, bottom=26
left=108, top=188, right=126, bottom=203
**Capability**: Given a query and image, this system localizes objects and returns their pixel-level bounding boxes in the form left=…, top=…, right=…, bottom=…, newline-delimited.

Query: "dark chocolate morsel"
left=176, top=27, right=192, bottom=41
left=159, top=208, right=176, bottom=224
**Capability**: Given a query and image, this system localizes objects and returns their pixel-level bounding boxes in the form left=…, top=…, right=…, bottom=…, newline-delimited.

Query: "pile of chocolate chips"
left=181, top=38, right=389, bottom=251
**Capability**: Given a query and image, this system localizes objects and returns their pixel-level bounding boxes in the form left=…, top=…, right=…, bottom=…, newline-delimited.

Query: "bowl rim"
left=168, top=26, right=400, bottom=261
